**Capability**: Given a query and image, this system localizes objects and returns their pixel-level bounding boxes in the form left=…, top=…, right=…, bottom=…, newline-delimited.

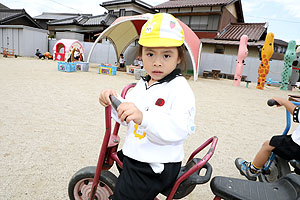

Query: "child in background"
left=119, top=53, right=126, bottom=68
left=235, top=97, right=300, bottom=181
left=99, top=13, right=195, bottom=200
left=137, top=56, right=143, bottom=69
left=133, top=56, right=139, bottom=66
left=74, top=48, right=80, bottom=61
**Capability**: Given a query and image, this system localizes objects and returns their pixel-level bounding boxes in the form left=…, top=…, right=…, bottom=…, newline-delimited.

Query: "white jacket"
left=112, top=72, right=195, bottom=164
left=292, top=107, right=300, bottom=145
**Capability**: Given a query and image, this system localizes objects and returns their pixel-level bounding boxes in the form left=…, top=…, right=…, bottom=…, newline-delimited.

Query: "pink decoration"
left=234, top=35, right=248, bottom=86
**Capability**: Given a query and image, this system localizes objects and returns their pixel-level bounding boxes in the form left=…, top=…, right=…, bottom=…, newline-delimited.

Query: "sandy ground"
left=0, top=56, right=298, bottom=200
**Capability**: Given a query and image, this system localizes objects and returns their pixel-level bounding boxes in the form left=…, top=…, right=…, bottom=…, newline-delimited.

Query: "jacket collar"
left=142, top=68, right=182, bottom=83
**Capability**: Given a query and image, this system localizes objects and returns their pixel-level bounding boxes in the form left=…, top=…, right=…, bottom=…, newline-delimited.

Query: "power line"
left=47, top=0, right=82, bottom=13
left=246, top=15, right=300, bottom=24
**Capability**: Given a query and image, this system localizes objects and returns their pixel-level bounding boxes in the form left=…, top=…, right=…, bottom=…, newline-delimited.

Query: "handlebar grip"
left=110, top=95, right=122, bottom=110
left=267, top=99, right=279, bottom=106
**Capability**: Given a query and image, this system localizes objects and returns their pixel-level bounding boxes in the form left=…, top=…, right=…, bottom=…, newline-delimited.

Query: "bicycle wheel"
left=68, top=166, right=117, bottom=200
left=258, top=158, right=279, bottom=182
left=258, top=156, right=290, bottom=182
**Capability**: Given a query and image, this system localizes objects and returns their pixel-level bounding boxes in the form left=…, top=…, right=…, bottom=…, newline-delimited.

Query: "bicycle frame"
left=89, top=83, right=218, bottom=200
left=263, top=101, right=300, bottom=171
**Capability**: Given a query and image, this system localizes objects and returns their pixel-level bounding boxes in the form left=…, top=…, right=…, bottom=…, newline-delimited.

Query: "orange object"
left=256, top=32, right=274, bottom=90
left=2, top=48, right=17, bottom=58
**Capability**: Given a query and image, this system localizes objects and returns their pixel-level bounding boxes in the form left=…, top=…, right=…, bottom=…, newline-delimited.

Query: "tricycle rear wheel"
left=68, top=166, right=117, bottom=200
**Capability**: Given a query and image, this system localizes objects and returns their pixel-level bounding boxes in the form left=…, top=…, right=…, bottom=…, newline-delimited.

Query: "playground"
left=0, top=56, right=299, bottom=199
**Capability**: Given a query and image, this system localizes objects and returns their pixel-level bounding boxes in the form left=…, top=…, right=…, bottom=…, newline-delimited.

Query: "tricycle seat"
left=210, top=174, right=300, bottom=200
left=162, top=158, right=212, bottom=199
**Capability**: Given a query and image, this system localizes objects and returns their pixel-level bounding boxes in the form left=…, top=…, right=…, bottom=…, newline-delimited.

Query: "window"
left=177, top=16, right=189, bottom=25
left=108, top=10, right=114, bottom=14
left=274, top=46, right=278, bottom=53
left=119, top=9, right=125, bottom=17
left=190, top=16, right=200, bottom=29
left=280, top=47, right=284, bottom=54
left=215, top=45, right=224, bottom=54
left=181, top=15, right=219, bottom=31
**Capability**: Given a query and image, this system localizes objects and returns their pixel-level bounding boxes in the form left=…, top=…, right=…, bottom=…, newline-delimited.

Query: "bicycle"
left=68, top=83, right=218, bottom=200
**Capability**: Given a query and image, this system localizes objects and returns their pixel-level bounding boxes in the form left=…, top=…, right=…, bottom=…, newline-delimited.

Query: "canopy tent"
left=87, top=14, right=202, bottom=81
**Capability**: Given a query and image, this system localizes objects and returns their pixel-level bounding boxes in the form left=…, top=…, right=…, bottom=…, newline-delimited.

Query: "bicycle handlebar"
left=267, top=99, right=279, bottom=106
left=110, top=95, right=122, bottom=110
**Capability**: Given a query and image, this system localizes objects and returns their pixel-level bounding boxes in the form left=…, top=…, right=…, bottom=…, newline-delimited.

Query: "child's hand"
left=117, top=102, right=143, bottom=125
left=99, top=89, right=117, bottom=107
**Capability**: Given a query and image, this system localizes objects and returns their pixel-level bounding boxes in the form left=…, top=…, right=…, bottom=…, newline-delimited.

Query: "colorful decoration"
left=53, top=39, right=84, bottom=62
left=288, top=46, right=300, bottom=90
left=280, top=40, right=297, bottom=90
left=256, top=32, right=274, bottom=90
left=234, top=35, right=248, bottom=86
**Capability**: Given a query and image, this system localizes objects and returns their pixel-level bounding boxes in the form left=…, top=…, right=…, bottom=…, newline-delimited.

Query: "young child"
left=99, top=13, right=195, bottom=200
left=235, top=97, right=300, bottom=181
left=119, top=53, right=126, bottom=68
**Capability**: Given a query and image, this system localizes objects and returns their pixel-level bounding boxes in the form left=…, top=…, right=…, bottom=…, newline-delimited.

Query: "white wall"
left=0, top=27, right=20, bottom=55
left=56, top=32, right=84, bottom=41
left=0, top=25, right=48, bottom=57
left=199, top=52, right=284, bottom=83
left=21, top=26, right=48, bottom=57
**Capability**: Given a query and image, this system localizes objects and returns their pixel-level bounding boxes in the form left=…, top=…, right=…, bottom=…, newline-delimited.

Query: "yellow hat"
left=138, top=13, right=184, bottom=47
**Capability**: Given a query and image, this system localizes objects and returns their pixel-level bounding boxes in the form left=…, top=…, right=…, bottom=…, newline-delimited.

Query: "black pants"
left=112, top=151, right=181, bottom=200
left=270, top=135, right=300, bottom=160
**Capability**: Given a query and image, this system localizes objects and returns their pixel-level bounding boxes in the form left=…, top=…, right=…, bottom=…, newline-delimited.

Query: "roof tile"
left=216, top=23, right=267, bottom=41
left=154, top=0, right=236, bottom=8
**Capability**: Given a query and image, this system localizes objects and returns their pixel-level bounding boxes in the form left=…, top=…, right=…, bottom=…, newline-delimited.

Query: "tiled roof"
left=0, top=9, right=23, bottom=21
left=0, top=3, right=9, bottom=9
left=0, top=8, right=42, bottom=28
left=48, top=13, right=117, bottom=26
left=101, top=0, right=153, bottom=10
left=84, top=14, right=117, bottom=26
left=154, top=0, right=237, bottom=8
left=201, top=38, right=265, bottom=47
left=216, top=23, right=267, bottom=42
left=34, top=12, right=92, bottom=20
left=274, top=39, right=288, bottom=46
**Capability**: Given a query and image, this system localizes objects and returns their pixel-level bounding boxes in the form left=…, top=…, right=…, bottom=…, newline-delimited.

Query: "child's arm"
left=272, top=97, right=296, bottom=115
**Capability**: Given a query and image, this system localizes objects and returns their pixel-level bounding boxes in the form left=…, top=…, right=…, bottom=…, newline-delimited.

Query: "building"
left=201, top=23, right=267, bottom=56
left=0, top=4, right=48, bottom=56
left=0, top=7, right=43, bottom=29
left=100, top=0, right=156, bottom=17
left=34, top=12, right=92, bottom=30
left=47, top=14, right=117, bottom=42
left=154, top=0, right=244, bottom=39
left=272, top=39, right=288, bottom=60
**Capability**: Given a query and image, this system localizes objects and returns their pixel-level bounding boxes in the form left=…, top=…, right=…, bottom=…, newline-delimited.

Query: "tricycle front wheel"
left=68, top=166, right=117, bottom=200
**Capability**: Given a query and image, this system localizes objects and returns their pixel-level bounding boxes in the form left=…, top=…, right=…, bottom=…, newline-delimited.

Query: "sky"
left=2, top=0, right=300, bottom=44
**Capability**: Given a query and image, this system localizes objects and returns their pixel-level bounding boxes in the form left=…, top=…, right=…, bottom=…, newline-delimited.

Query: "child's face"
left=142, top=47, right=181, bottom=82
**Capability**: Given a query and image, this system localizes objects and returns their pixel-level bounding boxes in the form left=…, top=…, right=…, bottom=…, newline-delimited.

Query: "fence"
left=49, top=40, right=285, bottom=83
left=199, top=53, right=284, bottom=83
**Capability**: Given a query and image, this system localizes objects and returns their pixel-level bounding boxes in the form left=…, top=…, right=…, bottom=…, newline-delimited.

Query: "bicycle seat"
left=210, top=174, right=300, bottom=200
left=162, top=158, right=212, bottom=199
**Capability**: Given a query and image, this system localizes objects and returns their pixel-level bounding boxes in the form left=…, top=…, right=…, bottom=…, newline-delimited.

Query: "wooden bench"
left=202, top=70, right=221, bottom=79
left=212, top=70, right=221, bottom=79
left=202, top=71, right=211, bottom=78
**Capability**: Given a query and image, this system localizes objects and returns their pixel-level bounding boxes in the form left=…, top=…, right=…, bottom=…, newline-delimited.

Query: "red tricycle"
left=68, top=83, right=218, bottom=200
